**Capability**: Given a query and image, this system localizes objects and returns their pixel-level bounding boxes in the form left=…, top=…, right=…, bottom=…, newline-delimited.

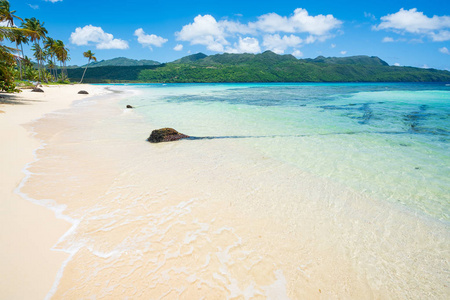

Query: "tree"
left=44, top=37, right=57, bottom=80
left=54, top=39, right=69, bottom=81
left=79, top=50, right=97, bottom=83
left=22, top=17, right=47, bottom=82
left=11, top=30, right=29, bottom=80
left=0, top=0, right=21, bottom=26
left=0, top=0, right=26, bottom=92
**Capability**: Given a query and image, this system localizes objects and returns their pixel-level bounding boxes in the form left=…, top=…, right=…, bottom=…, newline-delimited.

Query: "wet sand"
left=0, top=85, right=108, bottom=299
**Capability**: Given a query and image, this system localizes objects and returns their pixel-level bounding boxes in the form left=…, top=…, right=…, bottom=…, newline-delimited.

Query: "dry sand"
left=0, top=84, right=104, bottom=299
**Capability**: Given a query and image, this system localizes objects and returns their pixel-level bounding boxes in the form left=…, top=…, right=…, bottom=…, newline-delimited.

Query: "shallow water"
left=21, top=83, right=450, bottom=299
left=127, top=83, right=450, bottom=221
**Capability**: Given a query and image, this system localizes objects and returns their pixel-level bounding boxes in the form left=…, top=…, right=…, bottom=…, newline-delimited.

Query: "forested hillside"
left=68, top=51, right=450, bottom=83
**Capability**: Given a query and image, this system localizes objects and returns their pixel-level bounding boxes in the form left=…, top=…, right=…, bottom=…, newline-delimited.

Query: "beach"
left=0, top=84, right=111, bottom=299
left=1, top=83, right=449, bottom=299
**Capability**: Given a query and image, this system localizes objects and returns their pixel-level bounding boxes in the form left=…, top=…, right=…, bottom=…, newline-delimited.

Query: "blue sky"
left=7, top=0, right=450, bottom=69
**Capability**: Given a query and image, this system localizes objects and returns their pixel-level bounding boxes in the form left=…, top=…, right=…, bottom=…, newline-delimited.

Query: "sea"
left=23, top=83, right=449, bottom=299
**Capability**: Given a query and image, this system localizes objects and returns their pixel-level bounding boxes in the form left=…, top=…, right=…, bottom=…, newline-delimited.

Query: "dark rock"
left=126, top=105, right=133, bottom=108
left=78, top=90, right=89, bottom=94
left=148, top=128, right=189, bottom=143
left=31, top=88, right=44, bottom=93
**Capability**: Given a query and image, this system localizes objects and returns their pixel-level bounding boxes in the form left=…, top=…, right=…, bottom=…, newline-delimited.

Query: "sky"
left=6, top=0, right=450, bottom=70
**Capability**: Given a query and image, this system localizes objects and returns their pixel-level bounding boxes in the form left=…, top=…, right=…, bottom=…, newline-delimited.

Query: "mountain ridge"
left=67, top=51, right=450, bottom=83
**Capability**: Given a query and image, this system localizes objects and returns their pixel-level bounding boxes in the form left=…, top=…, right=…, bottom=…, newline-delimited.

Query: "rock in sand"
left=78, top=90, right=89, bottom=94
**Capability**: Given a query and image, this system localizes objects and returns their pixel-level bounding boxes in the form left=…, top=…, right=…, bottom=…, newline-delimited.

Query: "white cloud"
left=226, top=37, right=261, bottom=53
left=262, top=34, right=302, bottom=54
left=439, top=47, right=450, bottom=54
left=250, top=8, right=342, bottom=36
left=430, top=30, right=450, bottom=41
left=176, top=14, right=228, bottom=52
left=331, top=43, right=336, bottom=48
left=134, top=28, right=168, bottom=50
left=382, top=36, right=394, bottom=42
left=0, top=21, right=9, bottom=27
left=45, top=0, right=62, bottom=2
left=374, top=8, right=450, bottom=41
left=394, top=63, right=401, bottom=66
left=422, top=64, right=430, bottom=69
left=340, top=50, right=347, bottom=55
left=176, top=8, right=342, bottom=53
left=28, top=4, right=39, bottom=9
left=173, top=44, right=183, bottom=51
left=70, top=25, right=129, bottom=49
left=292, top=49, right=303, bottom=57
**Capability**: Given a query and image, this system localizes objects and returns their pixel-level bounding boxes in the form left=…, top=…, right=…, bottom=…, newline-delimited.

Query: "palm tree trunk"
left=79, top=59, right=90, bottom=84
left=16, top=41, right=23, bottom=80
left=20, top=44, right=24, bottom=80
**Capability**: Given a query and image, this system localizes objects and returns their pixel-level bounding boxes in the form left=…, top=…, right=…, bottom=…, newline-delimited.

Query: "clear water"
left=24, top=82, right=450, bottom=298
left=123, top=82, right=450, bottom=222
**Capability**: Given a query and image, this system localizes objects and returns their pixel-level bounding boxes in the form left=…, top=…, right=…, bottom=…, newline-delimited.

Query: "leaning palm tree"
left=0, top=0, right=21, bottom=26
left=79, top=50, right=97, bottom=83
left=22, top=17, right=47, bottom=82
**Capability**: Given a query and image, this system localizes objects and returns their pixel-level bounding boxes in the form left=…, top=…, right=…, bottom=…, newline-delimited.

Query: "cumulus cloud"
left=340, top=50, right=347, bottom=55
left=382, top=36, right=395, bottom=42
left=250, top=8, right=342, bottom=36
left=374, top=8, right=450, bottom=41
left=262, top=34, right=302, bottom=54
left=439, top=47, right=450, bottom=54
left=176, top=8, right=342, bottom=53
left=176, top=14, right=228, bottom=52
left=226, top=37, right=261, bottom=53
left=394, top=63, right=401, bottom=66
left=292, top=49, right=303, bottom=57
left=70, top=25, right=129, bottom=49
left=173, top=44, right=183, bottom=51
left=134, top=28, right=168, bottom=50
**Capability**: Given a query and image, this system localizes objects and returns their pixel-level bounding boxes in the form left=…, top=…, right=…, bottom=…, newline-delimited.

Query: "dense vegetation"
left=82, top=57, right=160, bottom=68
left=69, top=51, right=450, bottom=83
left=67, top=65, right=162, bottom=83
left=1, top=0, right=71, bottom=92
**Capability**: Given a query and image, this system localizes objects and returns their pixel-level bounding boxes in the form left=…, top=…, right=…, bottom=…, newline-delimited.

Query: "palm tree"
left=11, top=30, right=29, bottom=80
left=44, top=37, right=57, bottom=80
left=79, top=50, right=97, bottom=84
left=22, top=17, right=47, bottom=82
left=54, top=39, right=69, bottom=81
left=0, top=0, right=21, bottom=26
left=0, top=0, right=28, bottom=91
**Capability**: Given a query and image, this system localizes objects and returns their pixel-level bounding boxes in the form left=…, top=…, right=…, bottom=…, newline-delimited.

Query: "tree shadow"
left=0, top=93, right=45, bottom=106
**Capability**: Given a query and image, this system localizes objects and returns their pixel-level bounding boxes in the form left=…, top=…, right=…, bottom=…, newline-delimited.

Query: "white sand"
left=0, top=85, right=104, bottom=299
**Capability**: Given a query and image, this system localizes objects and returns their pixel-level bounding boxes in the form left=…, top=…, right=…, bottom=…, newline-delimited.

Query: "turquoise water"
left=122, top=83, right=450, bottom=222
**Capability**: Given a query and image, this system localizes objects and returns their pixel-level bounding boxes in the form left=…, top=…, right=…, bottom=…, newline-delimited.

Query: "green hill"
left=84, top=57, right=160, bottom=68
left=67, top=51, right=450, bottom=83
